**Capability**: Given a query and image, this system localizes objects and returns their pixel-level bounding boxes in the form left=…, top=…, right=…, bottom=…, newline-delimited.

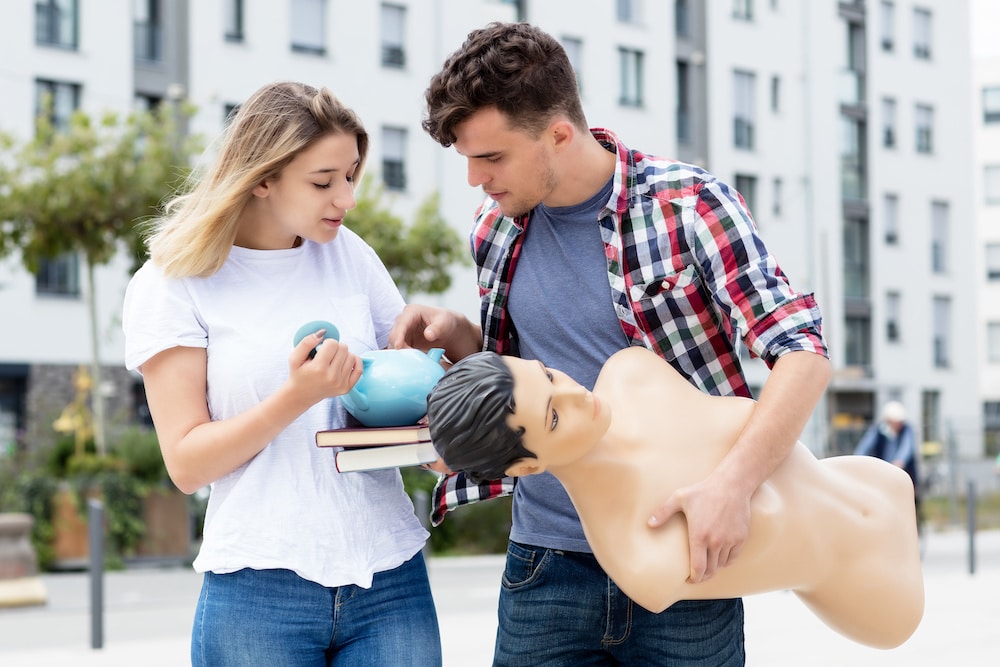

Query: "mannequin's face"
left=503, top=357, right=611, bottom=473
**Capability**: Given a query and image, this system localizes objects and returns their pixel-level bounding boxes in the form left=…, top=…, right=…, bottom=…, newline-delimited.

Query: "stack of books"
left=316, top=424, right=437, bottom=473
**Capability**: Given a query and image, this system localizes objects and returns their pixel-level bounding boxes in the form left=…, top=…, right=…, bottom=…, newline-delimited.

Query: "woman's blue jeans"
left=191, top=552, right=441, bottom=666
left=492, top=541, right=745, bottom=666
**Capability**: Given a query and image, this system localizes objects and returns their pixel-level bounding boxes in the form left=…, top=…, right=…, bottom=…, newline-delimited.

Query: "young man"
left=391, top=21, right=831, bottom=665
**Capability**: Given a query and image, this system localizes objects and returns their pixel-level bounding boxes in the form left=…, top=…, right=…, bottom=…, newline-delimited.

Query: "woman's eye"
left=314, top=182, right=332, bottom=189
left=546, top=370, right=554, bottom=382
left=550, top=409, right=559, bottom=431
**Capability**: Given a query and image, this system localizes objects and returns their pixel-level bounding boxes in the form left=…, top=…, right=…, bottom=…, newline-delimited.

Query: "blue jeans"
left=493, top=542, right=745, bottom=666
left=191, top=552, right=441, bottom=666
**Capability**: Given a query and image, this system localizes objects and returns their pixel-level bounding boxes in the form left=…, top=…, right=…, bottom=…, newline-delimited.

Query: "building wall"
left=0, top=0, right=988, bottom=466
left=973, top=0, right=1000, bottom=458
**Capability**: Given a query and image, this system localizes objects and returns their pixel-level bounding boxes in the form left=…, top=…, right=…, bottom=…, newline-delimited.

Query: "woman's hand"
left=288, top=329, right=363, bottom=403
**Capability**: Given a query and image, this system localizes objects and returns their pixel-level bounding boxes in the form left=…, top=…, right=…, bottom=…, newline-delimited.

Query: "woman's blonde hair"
left=146, top=81, right=369, bottom=277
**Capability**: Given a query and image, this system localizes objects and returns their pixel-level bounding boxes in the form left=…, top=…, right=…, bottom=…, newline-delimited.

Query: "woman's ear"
left=252, top=179, right=271, bottom=198
left=505, top=458, right=545, bottom=477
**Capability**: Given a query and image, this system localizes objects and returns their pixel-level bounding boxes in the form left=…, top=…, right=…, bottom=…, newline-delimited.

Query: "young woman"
left=427, top=347, right=924, bottom=650
left=123, top=81, right=441, bottom=666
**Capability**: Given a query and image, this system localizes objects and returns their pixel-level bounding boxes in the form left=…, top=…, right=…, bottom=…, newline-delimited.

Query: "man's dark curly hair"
left=426, top=351, right=536, bottom=483
left=422, top=22, right=588, bottom=147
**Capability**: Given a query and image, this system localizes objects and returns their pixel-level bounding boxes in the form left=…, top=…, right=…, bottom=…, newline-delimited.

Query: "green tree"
left=347, top=180, right=467, bottom=298
left=0, top=103, right=201, bottom=455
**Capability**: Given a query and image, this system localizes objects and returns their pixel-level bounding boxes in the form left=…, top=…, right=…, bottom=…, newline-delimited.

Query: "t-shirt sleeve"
left=346, top=232, right=406, bottom=349
left=122, top=262, right=208, bottom=372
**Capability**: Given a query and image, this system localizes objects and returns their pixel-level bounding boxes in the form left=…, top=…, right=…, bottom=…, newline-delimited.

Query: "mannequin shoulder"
left=602, top=347, right=689, bottom=389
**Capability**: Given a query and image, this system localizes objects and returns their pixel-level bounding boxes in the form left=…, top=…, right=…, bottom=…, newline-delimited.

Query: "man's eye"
left=550, top=409, right=559, bottom=431
left=546, top=370, right=554, bottom=382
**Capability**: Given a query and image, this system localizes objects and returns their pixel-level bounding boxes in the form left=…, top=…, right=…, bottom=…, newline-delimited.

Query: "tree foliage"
left=0, top=102, right=199, bottom=274
left=347, top=179, right=467, bottom=298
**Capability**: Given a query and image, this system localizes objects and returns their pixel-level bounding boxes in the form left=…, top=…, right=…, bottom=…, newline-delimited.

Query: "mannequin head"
left=426, top=352, right=534, bottom=482
left=427, top=352, right=611, bottom=479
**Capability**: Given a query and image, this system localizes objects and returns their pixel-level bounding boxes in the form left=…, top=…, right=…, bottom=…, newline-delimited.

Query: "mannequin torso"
left=547, top=347, right=923, bottom=649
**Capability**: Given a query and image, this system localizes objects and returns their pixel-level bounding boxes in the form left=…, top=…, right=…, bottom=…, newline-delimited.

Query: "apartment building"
left=0, top=0, right=986, bottom=474
left=973, top=0, right=1000, bottom=461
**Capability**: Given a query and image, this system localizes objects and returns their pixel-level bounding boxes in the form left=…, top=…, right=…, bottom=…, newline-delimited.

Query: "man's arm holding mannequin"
left=648, top=350, right=832, bottom=583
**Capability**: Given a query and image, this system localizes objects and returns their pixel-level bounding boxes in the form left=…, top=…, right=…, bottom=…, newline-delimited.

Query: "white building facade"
left=0, top=0, right=986, bottom=475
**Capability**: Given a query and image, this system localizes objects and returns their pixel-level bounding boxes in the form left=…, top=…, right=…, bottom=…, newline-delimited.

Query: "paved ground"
left=0, top=528, right=997, bottom=666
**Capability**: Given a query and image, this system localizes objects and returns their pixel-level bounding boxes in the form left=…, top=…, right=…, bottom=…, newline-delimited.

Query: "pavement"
left=0, top=528, right=997, bottom=666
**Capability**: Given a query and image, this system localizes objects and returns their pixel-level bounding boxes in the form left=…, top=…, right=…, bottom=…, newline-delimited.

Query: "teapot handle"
left=348, top=357, right=375, bottom=411
left=427, top=348, right=445, bottom=364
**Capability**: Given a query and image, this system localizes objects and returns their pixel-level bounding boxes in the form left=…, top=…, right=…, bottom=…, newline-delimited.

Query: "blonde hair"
left=146, top=81, right=369, bottom=277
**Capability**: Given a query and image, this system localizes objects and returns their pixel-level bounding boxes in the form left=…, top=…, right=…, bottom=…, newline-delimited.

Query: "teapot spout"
left=427, top=348, right=445, bottom=364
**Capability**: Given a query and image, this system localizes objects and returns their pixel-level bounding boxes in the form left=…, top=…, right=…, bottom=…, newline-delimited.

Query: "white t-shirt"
left=122, top=230, right=428, bottom=588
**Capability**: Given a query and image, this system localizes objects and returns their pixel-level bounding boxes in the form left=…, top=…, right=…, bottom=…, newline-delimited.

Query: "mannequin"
left=426, top=347, right=924, bottom=649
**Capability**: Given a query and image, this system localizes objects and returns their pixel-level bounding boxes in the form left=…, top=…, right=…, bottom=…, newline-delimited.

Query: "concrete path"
left=0, top=528, right=997, bottom=666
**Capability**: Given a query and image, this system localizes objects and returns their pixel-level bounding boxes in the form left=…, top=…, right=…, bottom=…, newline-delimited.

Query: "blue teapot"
left=294, top=320, right=445, bottom=427
left=340, top=348, right=446, bottom=427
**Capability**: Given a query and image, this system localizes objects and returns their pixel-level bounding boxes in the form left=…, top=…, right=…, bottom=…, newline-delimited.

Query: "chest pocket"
left=629, top=265, right=705, bottom=316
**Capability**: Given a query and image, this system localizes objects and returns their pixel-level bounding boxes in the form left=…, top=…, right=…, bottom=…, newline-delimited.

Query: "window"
left=224, top=103, right=240, bottom=125
left=913, top=7, right=932, bottom=59
left=381, top=4, right=406, bottom=68
left=880, top=1, right=894, bottom=51
left=134, top=93, right=163, bottom=112
left=676, top=60, right=690, bottom=143
left=675, top=0, right=689, bottom=37
left=986, top=165, right=1000, bottom=204
left=35, top=252, right=80, bottom=296
left=618, top=48, right=644, bottom=107
left=498, top=0, right=525, bottom=22
left=989, top=323, right=1000, bottom=364
left=915, top=104, right=933, bottom=154
left=930, top=201, right=948, bottom=273
left=562, top=36, right=583, bottom=95
left=770, top=75, right=780, bottom=113
left=882, top=97, right=896, bottom=148
left=845, top=316, right=871, bottom=367
left=922, top=390, right=940, bottom=442
left=382, top=126, right=407, bottom=191
left=772, top=177, right=782, bottom=217
left=883, top=193, right=899, bottom=245
left=843, top=216, right=869, bottom=299
left=35, top=78, right=80, bottom=132
left=134, top=0, right=162, bottom=62
left=225, top=0, right=244, bottom=41
left=733, top=70, right=756, bottom=150
left=617, top=0, right=641, bottom=24
left=734, top=174, right=757, bottom=217
left=886, top=291, right=901, bottom=342
left=932, top=296, right=950, bottom=368
left=291, top=0, right=325, bottom=55
left=733, top=0, right=753, bottom=20
left=986, top=243, right=1000, bottom=281
left=35, top=0, right=78, bottom=48
left=985, top=86, right=1000, bottom=124
left=841, top=116, right=866, bottom=200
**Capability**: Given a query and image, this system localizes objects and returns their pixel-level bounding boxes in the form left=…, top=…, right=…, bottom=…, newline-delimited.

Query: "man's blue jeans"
left=191, top=552, right=441, bottom=666
left=493, top=541, right=745, bottom=666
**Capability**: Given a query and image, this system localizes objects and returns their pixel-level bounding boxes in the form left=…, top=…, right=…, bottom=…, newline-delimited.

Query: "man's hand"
left=648, top=476, right=752, bottom=583
left=388, top=304, right=482, bottom=361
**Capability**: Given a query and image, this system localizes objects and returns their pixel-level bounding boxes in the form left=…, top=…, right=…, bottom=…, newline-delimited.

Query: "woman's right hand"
left=289, top=330, right=363, bottom=402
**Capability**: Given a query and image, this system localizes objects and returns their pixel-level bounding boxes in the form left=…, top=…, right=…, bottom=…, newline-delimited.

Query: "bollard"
left=966, top=480, right=976, bottom=575
left=88, top=499, right=104, bottom=650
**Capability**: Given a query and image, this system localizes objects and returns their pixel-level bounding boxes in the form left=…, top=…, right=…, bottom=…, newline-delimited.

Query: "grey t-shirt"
left=506, top=177, right=629, bottom=552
